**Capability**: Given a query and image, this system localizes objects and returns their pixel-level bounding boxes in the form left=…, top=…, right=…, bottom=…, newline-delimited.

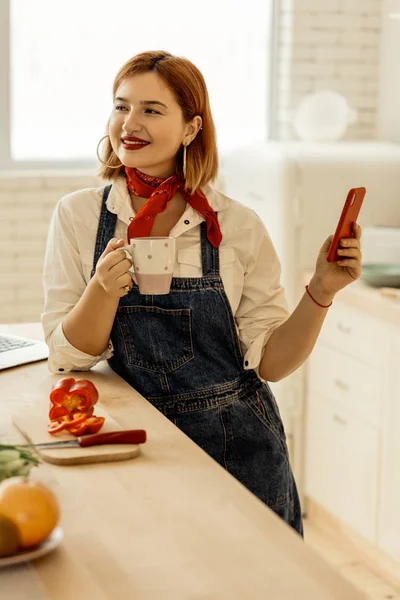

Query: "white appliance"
left=219, top=140, right=400, bottom=502
left=362, top=226, right=400, bottom=265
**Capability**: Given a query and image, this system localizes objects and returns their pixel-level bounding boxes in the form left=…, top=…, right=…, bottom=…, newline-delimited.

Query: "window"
left=2, top=0, right=274, bottom=167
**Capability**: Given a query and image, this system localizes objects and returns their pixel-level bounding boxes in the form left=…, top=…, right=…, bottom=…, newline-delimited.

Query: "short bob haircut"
left=98, top=50, right=218, bottom=192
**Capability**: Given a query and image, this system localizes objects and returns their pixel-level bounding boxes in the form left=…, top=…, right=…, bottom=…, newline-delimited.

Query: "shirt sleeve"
left=41, top=197, right=113, bottom=374
left=235, top=214, right=289, bottom=380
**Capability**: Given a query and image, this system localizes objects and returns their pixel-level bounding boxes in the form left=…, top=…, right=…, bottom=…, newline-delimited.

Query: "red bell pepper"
left=49, top=377, right=98, bottom=414
left=48, top=404, right=67, bottom=421
left=48, top=377, right=104, bottom=437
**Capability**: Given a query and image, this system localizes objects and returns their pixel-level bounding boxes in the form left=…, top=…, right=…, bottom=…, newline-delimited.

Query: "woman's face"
left=109, top=72, right=200, bottom=178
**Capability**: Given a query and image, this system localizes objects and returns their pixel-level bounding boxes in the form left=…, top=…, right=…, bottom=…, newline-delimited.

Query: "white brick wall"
left=0, top=172, right=101, bottom=324
left=274, top=0, right=383, bottom=140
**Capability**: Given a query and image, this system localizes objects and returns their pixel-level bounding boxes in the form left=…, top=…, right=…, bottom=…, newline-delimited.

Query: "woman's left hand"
left=312, top=222, right=362, bottom=297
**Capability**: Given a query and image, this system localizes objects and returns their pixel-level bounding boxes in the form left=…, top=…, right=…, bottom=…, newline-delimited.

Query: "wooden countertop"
left=0, top=323, right=366, bottom=600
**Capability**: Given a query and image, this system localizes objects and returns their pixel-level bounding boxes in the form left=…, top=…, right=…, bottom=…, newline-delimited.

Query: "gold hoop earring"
left=182, top=144, right=187, bottom=179
left=96, top=135, right=123, bottom=169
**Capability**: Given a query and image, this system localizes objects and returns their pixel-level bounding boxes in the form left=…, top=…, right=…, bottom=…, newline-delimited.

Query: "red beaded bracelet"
left=305, top=285, right=333, bottom=308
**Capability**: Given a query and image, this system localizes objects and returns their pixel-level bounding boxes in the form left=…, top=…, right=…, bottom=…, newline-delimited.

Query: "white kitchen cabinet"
left=305, top=392, right=338, bottom=511
left=305, top=391, right=380, bottom=543
left=305, top=300, right=385, bottom=545
left=305, top=295, right=400, bottom=562
left=377, top=329, right=400, bottom=561
left=308, top=343, right=381, bottom=428
left=320, top=302, right=381, bottom=366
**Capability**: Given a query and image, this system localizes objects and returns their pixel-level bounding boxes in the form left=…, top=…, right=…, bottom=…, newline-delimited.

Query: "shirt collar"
left=106, top=176, right=134, bottom=224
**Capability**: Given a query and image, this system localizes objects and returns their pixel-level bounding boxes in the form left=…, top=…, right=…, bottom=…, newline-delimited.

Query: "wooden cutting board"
left=12, top=406, right=142, bottom=465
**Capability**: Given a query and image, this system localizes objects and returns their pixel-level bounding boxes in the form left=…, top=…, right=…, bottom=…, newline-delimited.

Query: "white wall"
left=274, top=0, right=383, bottom=140
left=377, top=0, right=400, bottom=142
left=0, top=173, right=100, bottom=323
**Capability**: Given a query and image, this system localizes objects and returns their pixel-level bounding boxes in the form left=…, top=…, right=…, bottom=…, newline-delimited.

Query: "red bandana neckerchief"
left=125, top=167, right=222, bottom=248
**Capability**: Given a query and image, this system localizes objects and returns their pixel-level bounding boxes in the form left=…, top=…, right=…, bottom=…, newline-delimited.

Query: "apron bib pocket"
left=117, top=305, right=194, bottom=373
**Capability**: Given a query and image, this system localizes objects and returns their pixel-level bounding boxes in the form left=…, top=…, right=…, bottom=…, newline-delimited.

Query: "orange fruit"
left=0, top=477, right=60, bottom=549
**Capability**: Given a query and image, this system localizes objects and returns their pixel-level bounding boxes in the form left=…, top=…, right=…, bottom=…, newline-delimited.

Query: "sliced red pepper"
left=47, top=411, right=91, bottom=435
left=67, top=422, right=88, bottom=436
left=64, top=411, right=91, bottom=427
left=67, top=416, right=105, bottom=437
left=49, top=377, right=99, bottom=414
left=83, top=416, right=105, bottom=435
left=47, top=420, right=68, bottom=434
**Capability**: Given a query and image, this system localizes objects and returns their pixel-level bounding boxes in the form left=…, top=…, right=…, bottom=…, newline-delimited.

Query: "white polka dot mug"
left=121, top=237, right=176, bottom=295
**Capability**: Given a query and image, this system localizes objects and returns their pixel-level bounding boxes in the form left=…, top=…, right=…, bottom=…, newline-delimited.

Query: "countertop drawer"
left=305, top=392, right=380, bottom=543
left=308, top=342, right=381, bottom=427
left=319, top=302, right=381, bottom=366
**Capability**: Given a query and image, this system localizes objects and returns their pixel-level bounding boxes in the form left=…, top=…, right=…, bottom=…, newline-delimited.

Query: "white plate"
left=0, top=526, right=63, bottom=567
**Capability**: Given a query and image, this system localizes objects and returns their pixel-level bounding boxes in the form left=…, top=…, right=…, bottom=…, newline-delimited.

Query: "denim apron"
left=92, top=186, right=303, bottom=536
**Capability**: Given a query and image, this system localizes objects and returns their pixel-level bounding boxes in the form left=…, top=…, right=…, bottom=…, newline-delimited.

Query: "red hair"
left=98, top=51, right=218, bottom=192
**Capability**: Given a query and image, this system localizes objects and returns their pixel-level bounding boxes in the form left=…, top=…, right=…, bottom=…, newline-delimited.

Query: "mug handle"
left=119, top=245, right=133, bottom=265
left=119, top=245, right=137, bottom=282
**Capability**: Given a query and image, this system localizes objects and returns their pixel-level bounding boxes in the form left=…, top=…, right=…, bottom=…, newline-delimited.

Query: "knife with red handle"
left=19, top=430, right=147, bottom=449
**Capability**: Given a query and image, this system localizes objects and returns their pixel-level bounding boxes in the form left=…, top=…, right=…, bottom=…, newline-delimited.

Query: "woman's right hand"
left=94, top=238, right=133, bottom=298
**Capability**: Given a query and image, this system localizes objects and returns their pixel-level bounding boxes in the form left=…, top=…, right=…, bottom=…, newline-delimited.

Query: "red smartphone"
left=326, top=187, right=366, bottom=263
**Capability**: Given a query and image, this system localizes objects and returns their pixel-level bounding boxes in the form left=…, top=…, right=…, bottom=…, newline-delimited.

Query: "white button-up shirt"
left=41, top=176, right=289, bottom=377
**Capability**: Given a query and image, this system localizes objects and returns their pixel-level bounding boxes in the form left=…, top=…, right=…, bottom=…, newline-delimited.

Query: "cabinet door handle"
left=333, top=413, right=347, bottom=426
left=334, top=379, right=349, bottom=392
left=337, top=322, right=352, bottom=334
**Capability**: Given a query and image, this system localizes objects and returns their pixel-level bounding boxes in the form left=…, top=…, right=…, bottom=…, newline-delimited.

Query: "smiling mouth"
left=121, top=138, right=150, bottom=151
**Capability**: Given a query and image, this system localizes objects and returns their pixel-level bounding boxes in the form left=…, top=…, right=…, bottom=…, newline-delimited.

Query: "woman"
left=42, top=51, right=362, bottom=537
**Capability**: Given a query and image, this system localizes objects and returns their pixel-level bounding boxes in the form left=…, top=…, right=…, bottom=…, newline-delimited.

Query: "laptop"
left=0, top=333, right=49, bottom=371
